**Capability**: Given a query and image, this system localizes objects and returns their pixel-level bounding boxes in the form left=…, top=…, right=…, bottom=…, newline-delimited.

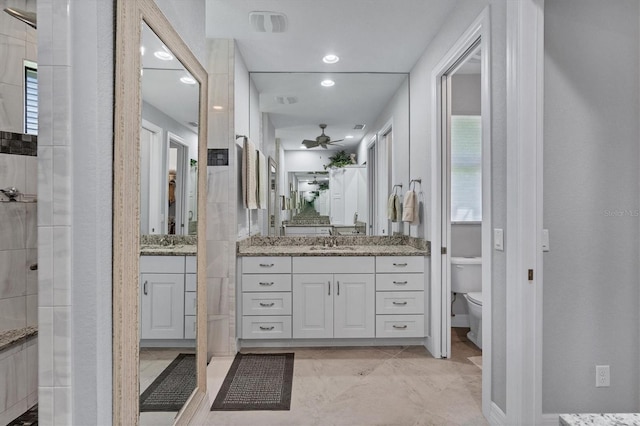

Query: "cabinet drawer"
left=184, top=315, right=196, bottom=339
left=242, top=316, right=292, bottom=339
left=376, top=291, right=424, bottom=315
left=376, top=256, right=424, bottom=273
left=293, top=256, right=374, bottom=274
left=242, top=292, right=292, bottom=316
left=185, top=256, right=197, bottom=273
left=376, top=273, right=424, bottom=291
left=376, top=315, right=425, bottom=338
left=242, top=257, right=292, bottom=274
left=185, top=291, right=197, bottom=316
left=185, top=274, right=197, bottom=292
left=242, top=274, right=292, bottom=292
left=140, top=256, right=185, bottom=274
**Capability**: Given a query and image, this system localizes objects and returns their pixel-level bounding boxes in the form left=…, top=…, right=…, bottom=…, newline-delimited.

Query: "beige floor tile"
left=193, top=337, right=484, bottom=426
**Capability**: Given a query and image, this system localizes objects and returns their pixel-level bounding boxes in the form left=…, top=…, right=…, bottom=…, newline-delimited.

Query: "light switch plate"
left=494, top=229, right=504, bottom=251
left=542, top=229, right=550, bottom=252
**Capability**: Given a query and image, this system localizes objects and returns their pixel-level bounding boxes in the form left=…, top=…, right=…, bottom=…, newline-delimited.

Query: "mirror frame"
left=114, top=0, right=208, bottom=424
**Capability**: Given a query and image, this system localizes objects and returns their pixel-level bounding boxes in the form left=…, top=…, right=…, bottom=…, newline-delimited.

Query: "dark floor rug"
left=8, top=404, right=37, bottom=426
left=211, top=352, right=294, bottom=411
left=140, top=353, right=196, bottom=412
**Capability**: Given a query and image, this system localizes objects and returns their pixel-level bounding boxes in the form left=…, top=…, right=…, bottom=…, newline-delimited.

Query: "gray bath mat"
left=140, top=353, right=196, bottom=412
left=211, top=353, right=294, bottom=411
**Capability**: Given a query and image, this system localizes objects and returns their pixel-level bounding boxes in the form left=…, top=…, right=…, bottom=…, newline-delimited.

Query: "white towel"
left=242, top=138, right=258, bottom=209
left=402, top=190, right=417, bottom=223
left=257, top=152, right=267, bottom=209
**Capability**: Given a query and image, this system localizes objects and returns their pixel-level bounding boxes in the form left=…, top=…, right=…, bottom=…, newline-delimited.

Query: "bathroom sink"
left=309, top=246, right=355, bottom=251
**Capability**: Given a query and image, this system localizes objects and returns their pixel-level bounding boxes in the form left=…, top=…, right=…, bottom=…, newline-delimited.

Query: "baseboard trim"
left=238, top=337, right=425, bottom=348
left=489, top=402, right=506, bottom=425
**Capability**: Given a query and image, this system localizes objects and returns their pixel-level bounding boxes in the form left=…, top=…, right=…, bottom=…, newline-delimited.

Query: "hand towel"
left=402, top=190, right=417, bottom=223
left=257, top=152, right=267, bottom=209
left=387, top=193, right=398, bottom=221
left=242, top=138, right=258, bottom=209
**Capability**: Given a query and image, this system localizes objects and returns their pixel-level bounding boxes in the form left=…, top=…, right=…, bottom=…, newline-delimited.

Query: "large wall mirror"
left=250, top=72, right=409, bottom=236
left=114, top=0, right=208, bottom=424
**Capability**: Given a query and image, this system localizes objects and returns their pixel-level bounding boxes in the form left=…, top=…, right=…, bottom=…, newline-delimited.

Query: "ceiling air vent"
left=275, top=96, right=298, bottom=105
left=249, top=11, right=287, bottom=33
left=353, top=124, right=366, bottom=130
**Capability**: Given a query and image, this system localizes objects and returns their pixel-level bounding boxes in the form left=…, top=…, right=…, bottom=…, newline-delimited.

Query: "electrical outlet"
left=596, top=365, right=610, bottom=387
left=494, top=228, right=504, bottom=251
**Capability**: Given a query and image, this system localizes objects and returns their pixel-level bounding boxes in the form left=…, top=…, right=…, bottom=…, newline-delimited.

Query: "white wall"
left=543, top=0, right=639, bottom=413
left=407, top=0, right=508, bottom=411
left=0, top=0, right=37, bottom=133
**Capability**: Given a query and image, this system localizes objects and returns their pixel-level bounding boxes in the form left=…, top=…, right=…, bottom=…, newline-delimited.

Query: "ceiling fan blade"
left=302, top=139, right=320, bottom=148
left=329, top=139, right=344, bottom=144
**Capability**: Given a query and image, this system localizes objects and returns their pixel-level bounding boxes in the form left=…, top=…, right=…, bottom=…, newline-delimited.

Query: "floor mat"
left=140, top=353, right=196, bottom=412
left=211, top=352, right=294, bottom=411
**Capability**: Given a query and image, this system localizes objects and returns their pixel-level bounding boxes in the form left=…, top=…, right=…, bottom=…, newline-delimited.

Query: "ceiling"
left=205, top=0, right=458, bottom=151
left=141, top=23, right=200, bottom=131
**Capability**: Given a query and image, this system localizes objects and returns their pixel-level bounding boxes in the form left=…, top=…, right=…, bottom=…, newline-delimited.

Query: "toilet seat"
left=466, top=292, right=482, bottom=305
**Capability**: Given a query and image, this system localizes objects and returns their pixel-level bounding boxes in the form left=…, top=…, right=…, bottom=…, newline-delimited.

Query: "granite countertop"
left=560, top=413, right=640, bottom=426
left=0, top=326, right=38, bottom=351
left=283, top=223, right=333, bottom=228
left=237, top=235, right=430, bottom=257
left=140, top=234, right=197, bottom=256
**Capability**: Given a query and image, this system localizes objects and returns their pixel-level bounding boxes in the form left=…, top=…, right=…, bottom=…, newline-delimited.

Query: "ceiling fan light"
left=321, top=79, right=335, bottom=87
left=322, top=54, right=339, bottom=64
left=345, top=135, right=354, bottom=139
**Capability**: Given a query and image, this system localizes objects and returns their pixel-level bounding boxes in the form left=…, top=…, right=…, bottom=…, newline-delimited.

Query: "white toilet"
left=450, top=257, right=482, bottom=349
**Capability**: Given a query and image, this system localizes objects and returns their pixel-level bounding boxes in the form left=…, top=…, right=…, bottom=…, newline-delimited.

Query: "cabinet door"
left=293, top=274, right=333, bottom=338
left=334, top=274, right=375, bottom=338
left=140, top=273, right=185, bottom=339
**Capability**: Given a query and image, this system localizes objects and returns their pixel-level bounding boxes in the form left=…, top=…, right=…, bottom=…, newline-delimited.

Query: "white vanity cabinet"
left=139, top=255, right=196, bottom=340
left=241, top=257, right=293, bottom=339
left=375, top=256, right=426, bottom=338
left=292, top=257, right=375, bottom=339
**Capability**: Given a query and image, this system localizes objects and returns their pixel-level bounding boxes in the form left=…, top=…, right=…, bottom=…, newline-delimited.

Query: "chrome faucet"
left=0, top=187, right=20, bottom=201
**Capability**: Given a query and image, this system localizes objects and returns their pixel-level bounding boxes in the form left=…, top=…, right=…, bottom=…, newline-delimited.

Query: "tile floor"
left=190, top=328, right=485, bottom=426
left=139, top=347, right=195, bottom=426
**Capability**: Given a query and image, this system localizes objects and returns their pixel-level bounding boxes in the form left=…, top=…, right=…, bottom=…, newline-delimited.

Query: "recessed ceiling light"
left=322, top=54, right=339, bottom=64
left=345, top=135, right=354, bottom=139
left=180, top=75, right=196, bottom=85
left=154, top=46, right=173, bottom=61
left=212, top=105, right=224, bottom=110
left=140, top=46, right=145, bottom=56
left=321, top=79, right=335, bottom=87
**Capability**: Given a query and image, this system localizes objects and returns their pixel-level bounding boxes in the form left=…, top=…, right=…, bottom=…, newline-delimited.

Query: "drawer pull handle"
left=337, top=281, right=340, bottom=296
left=259, top=326, right=275, bottom=331
left=393, top=263, right=408, bottom=267
left=259, top=302, right=275, bottom=307
left=328, top=281, right=331, bottom=296
left=393, top=281, right=408, bottom=285
left=393, top=324, right=408, bottom=329
left=259, top=282, right=274, bottom=286
left=259, top=263, right=275, bottom=267
left=143, top=281, right=148, bottom=295
left=393, top=301, right=408, bottom=306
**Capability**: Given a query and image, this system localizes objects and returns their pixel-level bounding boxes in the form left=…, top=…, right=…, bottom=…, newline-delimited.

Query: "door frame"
left=505, top=0, right=544, bottom=424
left=167, top=132, right=189, bottom=235
left=429, top=6, right=492, bottom=418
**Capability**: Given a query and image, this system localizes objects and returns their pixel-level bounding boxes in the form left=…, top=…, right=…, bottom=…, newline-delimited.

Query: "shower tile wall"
left=0, top=147, right=38, bottom=425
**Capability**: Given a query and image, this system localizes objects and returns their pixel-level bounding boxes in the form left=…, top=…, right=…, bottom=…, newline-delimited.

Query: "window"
left=24, top=64, right=38, bottom=134
left=451, top=115, right=481, bottom=222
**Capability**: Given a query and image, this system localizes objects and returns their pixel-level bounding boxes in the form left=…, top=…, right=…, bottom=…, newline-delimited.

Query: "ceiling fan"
left=302, top=124, right=343, bottom=149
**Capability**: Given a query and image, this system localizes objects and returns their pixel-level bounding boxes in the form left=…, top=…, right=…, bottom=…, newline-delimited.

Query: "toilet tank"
left=450, top=257, right=482, bottom=293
